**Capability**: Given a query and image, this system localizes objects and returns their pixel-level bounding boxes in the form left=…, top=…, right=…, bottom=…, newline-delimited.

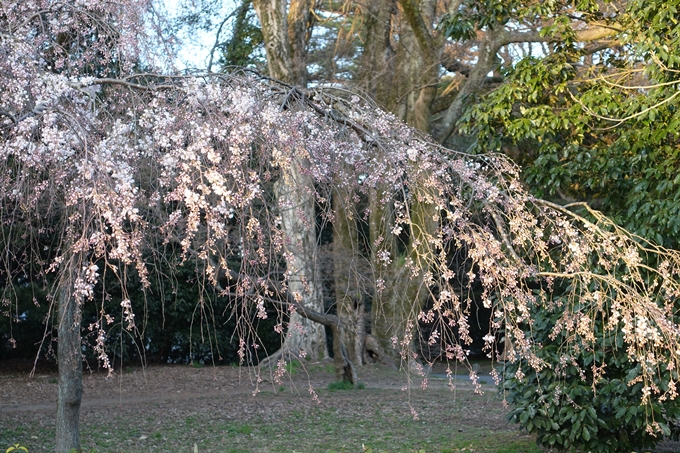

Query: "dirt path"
left=2, top=365, right=258, bottom=413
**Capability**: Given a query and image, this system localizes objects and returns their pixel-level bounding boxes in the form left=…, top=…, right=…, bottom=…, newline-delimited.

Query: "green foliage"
left=503, top=306, right=680, bottom=453
left=327, top=381, right=365, bottom=391
left=219, top=0, right=264, bottom=69
left=440, top=0, right=602, bottom=42
left=452, top=3, right=680, bottom=449
left=438, top=13, right=476, bottom=41
left=5, top=445, right=28, bottom=453
left=460, top=0, right=680, bottom=247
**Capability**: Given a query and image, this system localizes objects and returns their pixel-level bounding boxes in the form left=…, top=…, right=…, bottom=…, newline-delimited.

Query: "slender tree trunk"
left=56, top=262, right=83, bottom=453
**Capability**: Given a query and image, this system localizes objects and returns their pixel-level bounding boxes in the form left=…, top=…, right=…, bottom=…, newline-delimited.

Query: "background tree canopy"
left=459, top=0, right=680, bottom=248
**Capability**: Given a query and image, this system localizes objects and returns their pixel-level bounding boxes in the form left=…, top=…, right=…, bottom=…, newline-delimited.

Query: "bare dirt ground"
left=0, top=360, right=489, bottom=414
left=0, top=360, right=521, bottom=452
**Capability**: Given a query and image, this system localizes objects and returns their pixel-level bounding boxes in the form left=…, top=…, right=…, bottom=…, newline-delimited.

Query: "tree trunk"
left=434, top=30, right=500, bottom=143
left=56, top=264, right=83, bottom=453
left=252, top=0, right=295, bottom=83
left=358, top=0, right=397, bottom=108
left=253, top=0, right=331, bottom=363
left=273, top=164, right=328, bottom=361
left=333, top=188, right=365, bottom=366
left=397, top=0, right=440, bottom=132
left=252, top=0, right=314, bottom=86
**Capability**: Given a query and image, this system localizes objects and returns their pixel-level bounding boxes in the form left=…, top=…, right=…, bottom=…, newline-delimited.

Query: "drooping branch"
left=199, top=235, right=357, bottom=382
left=4, top=0, right=680, bottom=439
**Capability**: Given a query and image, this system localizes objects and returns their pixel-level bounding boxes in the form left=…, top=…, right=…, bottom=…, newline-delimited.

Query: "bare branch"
left=0, top=110, right=17, bottom=124
left=569, top=89, right=680, bottom=129
left=498, top=23, right=620, bottom=47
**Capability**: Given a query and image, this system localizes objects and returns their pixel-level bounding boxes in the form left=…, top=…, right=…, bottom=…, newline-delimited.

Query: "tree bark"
left=56, top=261, right=83, bottom=453
left=397, top=0, right=440, bottom=132
left=434, top=30, right=501, bottom=143
left=333, top=188, right=365, bottom=366
left=252, top=0, right=330, bottom=363
left=273, top=164, right=328, bottom=361
left=358, top=0, right=397, bottom=107
left=252, top=0, right=295, bottom=83
left=252, top=0, right=314, bottom=86
left=287, top=0, right=315, bottom=86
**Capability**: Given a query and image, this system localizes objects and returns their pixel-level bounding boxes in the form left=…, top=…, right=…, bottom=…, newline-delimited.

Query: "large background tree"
left=202, top=0, right=680, bottom=249
left=193, top=0, right=636, bottom=361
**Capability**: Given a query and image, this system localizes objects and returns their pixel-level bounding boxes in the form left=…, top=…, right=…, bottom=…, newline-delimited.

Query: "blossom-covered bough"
left=1, top=1, right=680, bottom=451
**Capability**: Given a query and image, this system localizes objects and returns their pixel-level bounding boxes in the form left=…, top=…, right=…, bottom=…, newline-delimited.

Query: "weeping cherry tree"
left=2, top=1, right=680, bottom=452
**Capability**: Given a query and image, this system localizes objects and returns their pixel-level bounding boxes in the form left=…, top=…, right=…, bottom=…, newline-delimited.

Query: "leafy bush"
left=503, top=306, right=680, bottom=452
